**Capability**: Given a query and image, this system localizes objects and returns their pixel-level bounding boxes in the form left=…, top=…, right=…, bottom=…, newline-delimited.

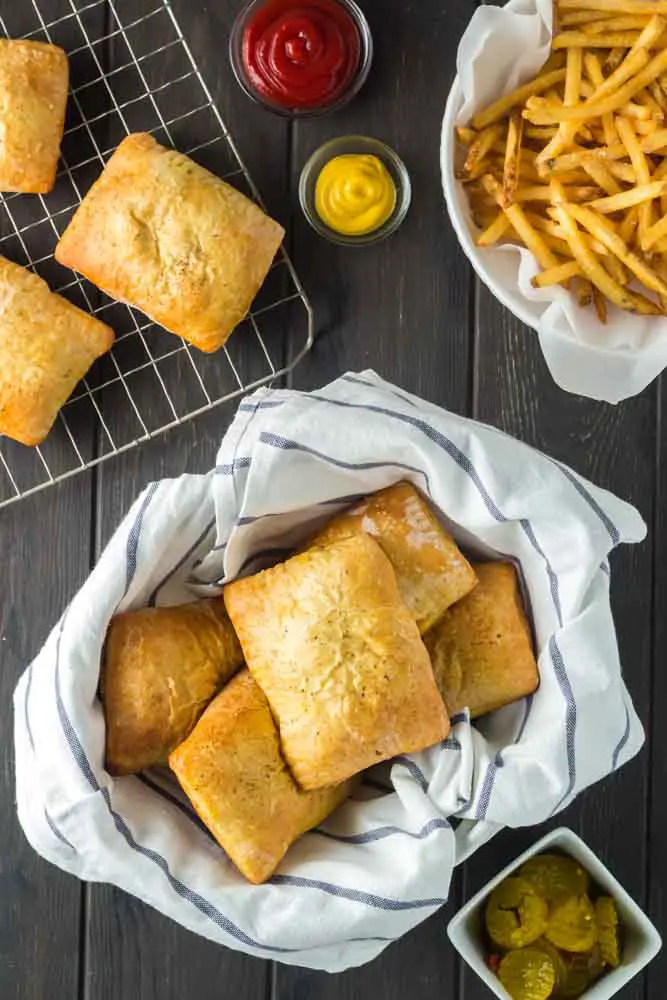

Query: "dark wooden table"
left=0, top=0, right=664, bottom=997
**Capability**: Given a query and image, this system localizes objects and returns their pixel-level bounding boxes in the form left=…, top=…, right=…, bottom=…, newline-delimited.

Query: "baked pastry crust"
left=224, top=533, right=450, bottom=790
left=306, top=481, right=478, bottom=632
left=0, top=256, right=113, bottom=446
left=101, top=598, right=243, bottom=775
left=424, top=561, right=539, bottom=718
left=0, top=40, right=69, bottom=194
left=55, top=133, right=285, bottom=352
left=169, top=670, right=353, bottom=884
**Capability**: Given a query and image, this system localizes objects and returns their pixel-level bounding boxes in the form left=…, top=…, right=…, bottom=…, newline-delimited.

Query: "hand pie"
left=169, top=670, right=353, bottom=884
left=101, top=599, right=243, bottom=775
left=55, top=133, right=285, bottom=353
left=224, top=533, right=450, bottom=790
left=0, top=257, right=113, bottom=446
left=306, top=481, right=478, bottom=632
left=0, top=40, right=68, bottom=194
left=424, top=561, right=539, bottom=718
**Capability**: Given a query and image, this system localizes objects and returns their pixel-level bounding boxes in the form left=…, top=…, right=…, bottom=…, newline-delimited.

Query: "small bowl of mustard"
left=298, top=135, right=411, bottom=246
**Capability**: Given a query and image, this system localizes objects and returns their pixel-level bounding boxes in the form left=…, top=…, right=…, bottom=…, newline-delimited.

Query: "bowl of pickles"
left=447, top=827, right=661, bottom=1000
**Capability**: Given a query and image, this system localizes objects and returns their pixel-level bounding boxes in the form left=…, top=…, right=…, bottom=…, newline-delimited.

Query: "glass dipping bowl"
left=299, top=135, right=412, bottom=246
left=229, top=0, right=373, bottom=118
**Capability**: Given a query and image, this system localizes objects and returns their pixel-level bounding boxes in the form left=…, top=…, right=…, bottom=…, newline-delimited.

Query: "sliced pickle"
left=596, top=896, right=622, bottom=968
left=545, top=895, right=597, bottom=953
left=555, top=944, right=605, bottom=998
left=498, top=948, right=557, bottom=1000
left=520, top=854, right=589, bottom=903
left=486, top=877, right=550, bottom=950
left=531, top=939, right=568, bottom=994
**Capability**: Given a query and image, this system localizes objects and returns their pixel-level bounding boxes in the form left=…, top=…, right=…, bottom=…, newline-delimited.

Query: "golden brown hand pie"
left=306, top=481, right=478, bottom=632
left=224, top=533, right=450, bottom=790
left=0, top=39, right=68, bottom=194
left=55, top=133, right=285, bottom=352
left=101, top=598, right=243, bottom=775
left=424, top=561, right=539, bottom=718
left=169, top=669, right=353, bottom=884
left=0, top=256, right=113, bottom=446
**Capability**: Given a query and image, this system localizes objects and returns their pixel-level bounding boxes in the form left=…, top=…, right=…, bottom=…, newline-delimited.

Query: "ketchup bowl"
left=229, top=0, right=373, bottom=118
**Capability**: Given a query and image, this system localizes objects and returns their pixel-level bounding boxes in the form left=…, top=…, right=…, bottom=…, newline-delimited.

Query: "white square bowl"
left=447, top=827, right=662, bottom=999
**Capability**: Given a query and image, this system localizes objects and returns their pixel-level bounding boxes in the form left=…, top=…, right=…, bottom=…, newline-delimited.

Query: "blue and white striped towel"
left=14, top=370, right=646, bottom=972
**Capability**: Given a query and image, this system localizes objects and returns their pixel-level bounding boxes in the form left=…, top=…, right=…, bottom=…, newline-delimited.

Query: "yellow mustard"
left=314, top=154, right=396, bottom=236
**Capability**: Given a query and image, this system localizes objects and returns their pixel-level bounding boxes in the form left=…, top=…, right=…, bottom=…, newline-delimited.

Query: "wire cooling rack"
left=0, top=0, right=314, bottom=509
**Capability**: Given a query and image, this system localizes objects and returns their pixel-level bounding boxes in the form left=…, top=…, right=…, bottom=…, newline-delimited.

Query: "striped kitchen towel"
left=13, top=370, right=646, bottom=972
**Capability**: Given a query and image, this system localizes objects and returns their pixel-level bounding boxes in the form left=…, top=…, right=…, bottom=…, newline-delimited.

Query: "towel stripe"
left=612, top=701, right=631, bottom=770
left=215, top=457, right=253, bottom=475
left=393, top=757, right=429, bottom=793
left=44, top=807, right=74, bottom=850
left=316, top=817, right=450, bottom=846
left=269, top=875, right=446, bottom=910
left=125, top=482, right=159, bottom=595
left=341, top=373, right=418, bottom=407
left=259, top=432, right=432, bottom=493
left=549, top=636, right=577, bottom=813
left=148, top=517, right=216, bottom=607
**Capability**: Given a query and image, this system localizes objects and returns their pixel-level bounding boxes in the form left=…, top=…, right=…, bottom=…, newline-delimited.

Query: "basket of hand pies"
left=13, top=372, right=647, bottom=971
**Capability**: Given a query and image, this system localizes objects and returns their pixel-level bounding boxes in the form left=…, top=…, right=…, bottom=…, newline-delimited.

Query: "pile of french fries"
left=456, top=0, right=667, bottom=322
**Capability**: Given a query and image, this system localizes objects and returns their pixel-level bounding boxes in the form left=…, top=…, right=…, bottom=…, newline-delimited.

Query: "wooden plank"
left=646, top=379, right=665, bottom=1000
left=458, top=290, right=656, bottom=999
left=0, top=1, right=109, bottom=997
left=276, top=0, right=476, bottom=995
left=84, top=0, right=288, bottom=996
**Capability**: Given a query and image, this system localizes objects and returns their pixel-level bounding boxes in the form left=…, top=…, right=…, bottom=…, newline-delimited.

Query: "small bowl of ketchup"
left=229, top=0, right=373, bottom=117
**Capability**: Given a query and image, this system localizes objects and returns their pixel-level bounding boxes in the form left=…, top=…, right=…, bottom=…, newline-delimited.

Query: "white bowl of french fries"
left=441, top=0, right=667, bottom=403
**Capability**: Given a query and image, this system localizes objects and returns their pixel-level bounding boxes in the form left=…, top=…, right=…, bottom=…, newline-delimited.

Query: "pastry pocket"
left=0, top=40, right=68, bottom=194
left=224, top=533, right=450, bottom=790
left=424, top=561, right=539, bottom=718
left=101, top=598, right=243, bottom=775
left=0, top=256, right=113, bottom=446
left=169, top=669, right=353, bottom=884
left=55, top=132, right=285, bottom=353
left=305, top=480, right=478, bottom=631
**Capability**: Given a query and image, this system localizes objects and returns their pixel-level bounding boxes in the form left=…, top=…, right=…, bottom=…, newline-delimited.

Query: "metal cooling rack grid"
left=0, top=0, right=314, bottom=509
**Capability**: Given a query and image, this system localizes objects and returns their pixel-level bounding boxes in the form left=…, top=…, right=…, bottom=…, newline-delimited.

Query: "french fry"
left=589, top=15, right=666, bottom=101
left=615, top=115, right=655, bottom=248
left=558, top=0, right=667, bottom=13
left=619, top=205, right=639, bottom=243
left=502, top=110, right=524, bottom=206
left=471, top=68, right=568, bottom=130
left=552, top=30, right=647, bottom=48
left=462, top=123, right=505, bottom=178
left=477, top=212, right=513, bottom=246
left=583, top=14, right=656, bottom=31
left=481, top=174, right=560, bottom=268
left=537, top=46, right=584, bottom=166
left=586, top=180, right=667, bottom=213
left=593, top=285, right=608, bottom=322
left=551, top=203, right=661, bottom=313
left=583, top=51, right=618, bottom=144
left=581, top=155, right=622, bottom=194
left=640, top=210, right=667, bottom=250
left=524, top=47, right=667, bottom=123
left=456, top=126, right=478, bottom=146
left=531, top=259, right=582, bottom=286
left=560, top=202, right=667, bottom=296
left=516, top=184, right=601, bottom=201
left=605, top=47, right=626, bottom=71
left=639, top=127, right=667, bottom=152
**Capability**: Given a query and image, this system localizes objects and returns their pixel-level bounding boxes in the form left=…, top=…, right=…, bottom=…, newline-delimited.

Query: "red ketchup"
left=242, top=0, right=362, bottom=110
